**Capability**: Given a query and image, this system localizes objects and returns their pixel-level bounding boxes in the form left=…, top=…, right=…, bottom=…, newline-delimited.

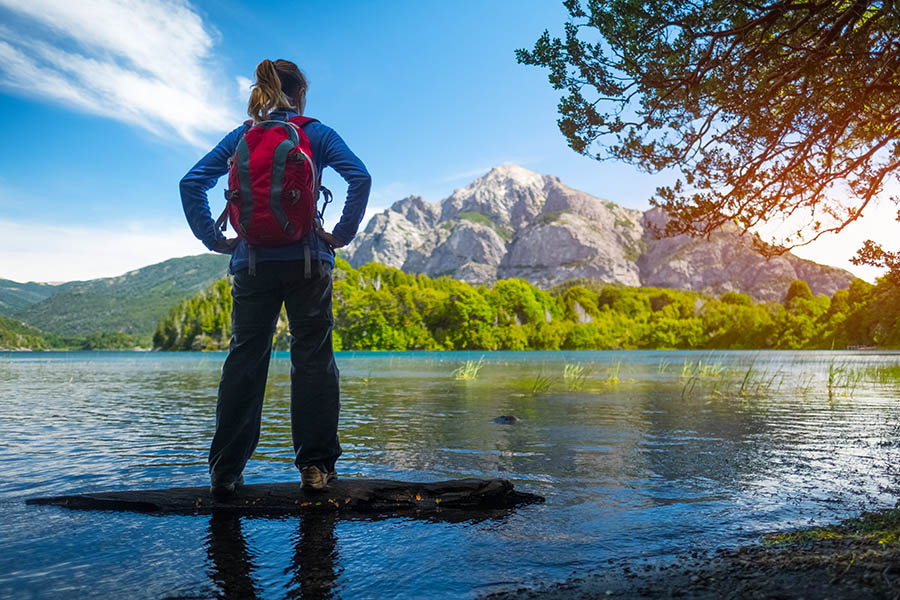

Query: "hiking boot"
left=300, top=466, right=336, bottom=491
left=210, top=475, right=244, bottom=499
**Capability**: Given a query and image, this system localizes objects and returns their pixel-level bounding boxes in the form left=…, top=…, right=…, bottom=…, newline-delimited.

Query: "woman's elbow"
left=179, top=175, right=195, bottom=195
left=355, top=171, right=372, bottom=194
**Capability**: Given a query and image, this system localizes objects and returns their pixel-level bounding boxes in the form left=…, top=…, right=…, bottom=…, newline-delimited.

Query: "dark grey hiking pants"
left=209, top=260, right=341, bottom=485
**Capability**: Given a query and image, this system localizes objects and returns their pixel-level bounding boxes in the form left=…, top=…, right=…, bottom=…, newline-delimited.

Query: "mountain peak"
left=478, top=163, right=545, bottom=187
left=441, top=164, right=549, bottom=231
left=486, top=163, right=536, bottom=176
left=389, top=195, right=439, bottom=229
left=389, top=195, right=426, bottom=213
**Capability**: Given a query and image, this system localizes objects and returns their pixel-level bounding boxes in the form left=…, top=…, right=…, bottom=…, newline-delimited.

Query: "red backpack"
left=216, top=116, right=320, bottom=247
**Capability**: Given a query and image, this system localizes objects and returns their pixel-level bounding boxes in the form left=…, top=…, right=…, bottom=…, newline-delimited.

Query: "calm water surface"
left=2, top=350, right=900, bottom=598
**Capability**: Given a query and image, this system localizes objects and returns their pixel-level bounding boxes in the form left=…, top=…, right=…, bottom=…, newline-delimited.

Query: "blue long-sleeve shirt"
left=180, top=109, right=371, bottom=272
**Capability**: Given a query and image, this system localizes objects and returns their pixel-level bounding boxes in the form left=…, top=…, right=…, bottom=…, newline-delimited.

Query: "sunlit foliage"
left=151, top=259, right=900, bottom=352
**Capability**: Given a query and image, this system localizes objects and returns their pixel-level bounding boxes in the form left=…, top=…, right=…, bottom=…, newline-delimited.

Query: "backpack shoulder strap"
left=289, top=116, right=319, bottom=129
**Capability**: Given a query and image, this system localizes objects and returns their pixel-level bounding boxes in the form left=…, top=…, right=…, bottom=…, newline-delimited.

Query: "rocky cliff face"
left=635, top=208, right=855, bottom=300
left=498, top=175, right=645, bottom=287
left=342, top=165, right=854, bottom=301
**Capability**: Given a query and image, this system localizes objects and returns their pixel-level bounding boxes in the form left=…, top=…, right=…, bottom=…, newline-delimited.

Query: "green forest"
left=151, top=258, right=900, bottom=352
left=0, top=314, right=145, bottom=351
left=0, top=314, right=55, bottom=350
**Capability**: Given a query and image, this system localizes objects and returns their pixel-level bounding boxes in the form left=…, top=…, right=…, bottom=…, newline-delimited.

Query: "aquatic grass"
left=826, top=361, right=864, bottom=400
left=738, top=364, right=755, bottom=397
left=762, top=371, right=785, bottom=396
left=520, top=355, right=900, bottom=402
left=605, top=361, right=621, bottom=385
left=736, top=360, right=869, bottom=402
left=509, top=364, right=555, bottom=395
left=827, top=361, right=841, bottom=400
left=679, top=359, right=725, bottom=399
left=763, top=527, right=845, bottom=545
left=453, top=357, right=484, bottom=381
left=861, top=363, right=900, bottom=385
left=796, top=372, right=816, bottom=396
left=679, top=362, right=788, bottom=401
left=681, top=375, right=699, bottom=399
left=701, top=362, right=724, bottom=378
left=764, top=507, right=900, bottom=547
left=681, top=359, right=724, bottom=379
left=358, top=370, right=374, bottom=387
left=676, top=357, right=879, bottom=402
left=734, top=366, right=783, bottom=400
left=563, top=363, right=592, bottom=391
left=529, top=372, right=554, bottom=395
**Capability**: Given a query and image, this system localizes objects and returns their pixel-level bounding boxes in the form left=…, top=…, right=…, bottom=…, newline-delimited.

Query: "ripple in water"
left=2, top=350, right=900, bottom=598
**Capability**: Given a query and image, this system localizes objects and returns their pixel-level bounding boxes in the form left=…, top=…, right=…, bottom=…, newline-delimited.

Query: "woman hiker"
left=180, top=58, right=371, bottom=497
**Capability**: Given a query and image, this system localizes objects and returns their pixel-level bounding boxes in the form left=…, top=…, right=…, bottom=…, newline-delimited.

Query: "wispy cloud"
left=0, top=0, right=239, bottom=147
left=0, top=218, right=207, bottom=283
left=439, top=166, right=494, bottom=184
left=235, top=75, right=253, bottom=103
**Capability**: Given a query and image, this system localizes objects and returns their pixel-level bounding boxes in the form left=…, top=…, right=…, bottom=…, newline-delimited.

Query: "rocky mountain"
left=10, top=253, right=231, bottom=338
left=342, top=164, right=855, bottom=301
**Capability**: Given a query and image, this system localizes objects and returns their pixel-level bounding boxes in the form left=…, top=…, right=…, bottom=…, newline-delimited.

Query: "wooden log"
left=26, top=478, right=543, bottom=517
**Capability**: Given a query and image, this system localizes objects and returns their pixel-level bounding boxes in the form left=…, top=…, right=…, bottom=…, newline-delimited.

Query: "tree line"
left=151, top=258, right=900, bottom=352
left=0, top=313, right=148, bottom=351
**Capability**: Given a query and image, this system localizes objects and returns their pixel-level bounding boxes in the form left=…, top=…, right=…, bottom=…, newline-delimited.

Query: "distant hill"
left=0, top=314, right=54, bottom=350
left=342, top=164, right=855, bottom=301
left=13, top=254, right=231, bottom=338
left=0, top=279, right=61, bottom=315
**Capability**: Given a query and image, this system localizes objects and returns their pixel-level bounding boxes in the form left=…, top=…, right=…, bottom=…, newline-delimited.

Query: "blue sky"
left=0, top=0, right=891, bottom=283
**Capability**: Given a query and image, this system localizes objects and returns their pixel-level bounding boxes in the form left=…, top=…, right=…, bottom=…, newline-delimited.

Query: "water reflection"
left=207, top=514, right=261, bottom=599
left=287, top=512, right=340, bottom=599
left=207, top=512, right=340, bottom=599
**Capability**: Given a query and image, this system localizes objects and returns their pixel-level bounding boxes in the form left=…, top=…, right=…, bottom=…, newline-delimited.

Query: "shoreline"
left=485, top=507, right=900, bottom=599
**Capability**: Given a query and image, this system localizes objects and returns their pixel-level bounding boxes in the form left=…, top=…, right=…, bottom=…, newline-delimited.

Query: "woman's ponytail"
left=247, top=59, right=308, bottom=123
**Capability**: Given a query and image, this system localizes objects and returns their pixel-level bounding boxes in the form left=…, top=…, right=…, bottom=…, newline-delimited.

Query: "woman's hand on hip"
left=315, top=224, right=346, bottom=249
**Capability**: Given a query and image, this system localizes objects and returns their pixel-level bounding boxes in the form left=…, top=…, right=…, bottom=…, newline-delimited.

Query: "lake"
left=2, top=350, right=900, bottom=598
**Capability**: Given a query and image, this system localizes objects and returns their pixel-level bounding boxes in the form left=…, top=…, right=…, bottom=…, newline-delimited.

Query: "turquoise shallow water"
left=2, top=350, right=900, bottom=598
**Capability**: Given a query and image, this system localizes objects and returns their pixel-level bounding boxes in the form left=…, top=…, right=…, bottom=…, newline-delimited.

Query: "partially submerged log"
left=26, top=478, right=543, bottom=517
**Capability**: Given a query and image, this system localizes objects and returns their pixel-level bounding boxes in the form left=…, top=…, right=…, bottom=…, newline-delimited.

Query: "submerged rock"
left=493, top=415, right=519, bottom=425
